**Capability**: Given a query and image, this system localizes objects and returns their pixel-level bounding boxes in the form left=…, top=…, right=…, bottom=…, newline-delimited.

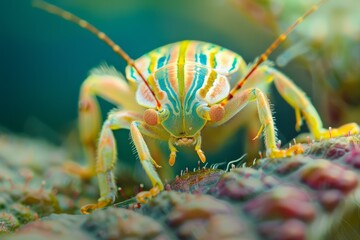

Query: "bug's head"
left=143, top=103, right=224, bottom=166
left=143, top=103, right=225, bottom=141
left=143, top=103, right=225, bottom=166
left=143, top=106, right=205, bottom=140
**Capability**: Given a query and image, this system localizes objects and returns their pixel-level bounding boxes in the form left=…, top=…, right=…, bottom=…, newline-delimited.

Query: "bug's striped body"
left=126, top=40, right=246, bottom=138
left=34, top=0, right=359, bottom=214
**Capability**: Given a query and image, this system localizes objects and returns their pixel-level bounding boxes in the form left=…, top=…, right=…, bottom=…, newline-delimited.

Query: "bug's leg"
left=130, top=121, right=166, bottom=203
left=80, top=111, right=140, bottom=214
left=81, top=111, right=167, bottom=214
left=65, top=67, right=142, bottom=179
left=194, top=133, right=206, bottom=163
left=168, top=138, right=178, bottom=167
left=266, top=67, right=360, bottom=140
left=217, top=88, right=303, bottom=158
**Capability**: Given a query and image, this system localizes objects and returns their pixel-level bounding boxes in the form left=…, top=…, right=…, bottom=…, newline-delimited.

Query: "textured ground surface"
left=1, top=132, right=360, bottom=240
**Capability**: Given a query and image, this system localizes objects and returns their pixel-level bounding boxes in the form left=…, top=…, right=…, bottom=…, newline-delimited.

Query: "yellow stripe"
left=208, top=47, right=218, bottom=68
left=199, top=70, right=218, bottom=98
left=198, top=45, right=220, bottom=98
left=178, top=41, right=190, bottom=99
left=148, top=52, right=157, bottom=73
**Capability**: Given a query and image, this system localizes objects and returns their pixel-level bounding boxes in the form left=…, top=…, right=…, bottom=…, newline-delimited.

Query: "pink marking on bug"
left=216, top=50, right=233, bottom=73
left=139, top=83, right=157, bottom=105
left=185, top=64, right=196, bottom=92
left=209, top=104, right=225, bottom=122
left=185, top=41, right=197, bottom=62
left=143, top=109, right=158, bottom=126
left=167, top=65, right=179, bottom=94
left=209, top=76, right=227, bottom=99
left=134, top=57, right=151, bottom=79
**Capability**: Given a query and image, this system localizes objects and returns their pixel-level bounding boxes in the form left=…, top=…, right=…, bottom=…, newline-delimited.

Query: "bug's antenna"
left=221, top=0, right=327, bottom=106
left=33, top=0, right=162, bottom=110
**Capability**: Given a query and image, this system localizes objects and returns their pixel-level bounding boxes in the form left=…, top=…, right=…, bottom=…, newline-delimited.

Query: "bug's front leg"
left=80, top=111, right=139, bottom=214
left=80, top=111, right=167, bottom=214
left=217, top=88, right=303, bottom=158
left=65, top=67, right=142, bottom=179
left=130, top=121, right=168, bottom=203
left=267, top=67, right=360, bottom=140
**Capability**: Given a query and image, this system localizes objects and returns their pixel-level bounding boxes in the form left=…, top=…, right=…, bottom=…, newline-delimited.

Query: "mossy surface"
left=1, top=133, right=360, bottom=239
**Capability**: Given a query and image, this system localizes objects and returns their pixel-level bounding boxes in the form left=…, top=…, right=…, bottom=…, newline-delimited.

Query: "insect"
left=34, top=0, right=359, bottom=214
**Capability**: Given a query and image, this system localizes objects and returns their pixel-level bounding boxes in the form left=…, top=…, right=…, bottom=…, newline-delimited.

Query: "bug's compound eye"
left=144, top=109, right=158, bottom=126
left=209, top=104, right=225, bottom=122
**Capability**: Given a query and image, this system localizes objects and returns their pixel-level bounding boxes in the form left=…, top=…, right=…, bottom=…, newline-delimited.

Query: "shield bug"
left=33, top=0, right=359, bottom=214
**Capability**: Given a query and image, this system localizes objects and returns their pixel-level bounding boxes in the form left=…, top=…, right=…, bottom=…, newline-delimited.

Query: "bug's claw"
left=296, top=123, right=360, bottom=143
left=252, top=124, right=265, bottom=140
left=196, top=149, right=206, bottom=163
left=268, top=144, right=304, bottom=158
left=63, top=161, right=95, bottom=180
left=81, top=203, right=98, bottom=215
left=317, top=123, right=360, bottom=139
left=169, top=152, right=176, bottom=166
left=80, top=198, right=112, bottom=214
left=136, top=185, right=161, bottom=203
left=151, top=159, right=162, bottom=168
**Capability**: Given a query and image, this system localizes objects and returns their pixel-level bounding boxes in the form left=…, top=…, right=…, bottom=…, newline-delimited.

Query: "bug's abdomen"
left=126, top=40, right=247, bottom=109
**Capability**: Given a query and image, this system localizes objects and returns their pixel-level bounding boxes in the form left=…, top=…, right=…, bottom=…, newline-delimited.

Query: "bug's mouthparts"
left=175, top=137, right=195, bottom=146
